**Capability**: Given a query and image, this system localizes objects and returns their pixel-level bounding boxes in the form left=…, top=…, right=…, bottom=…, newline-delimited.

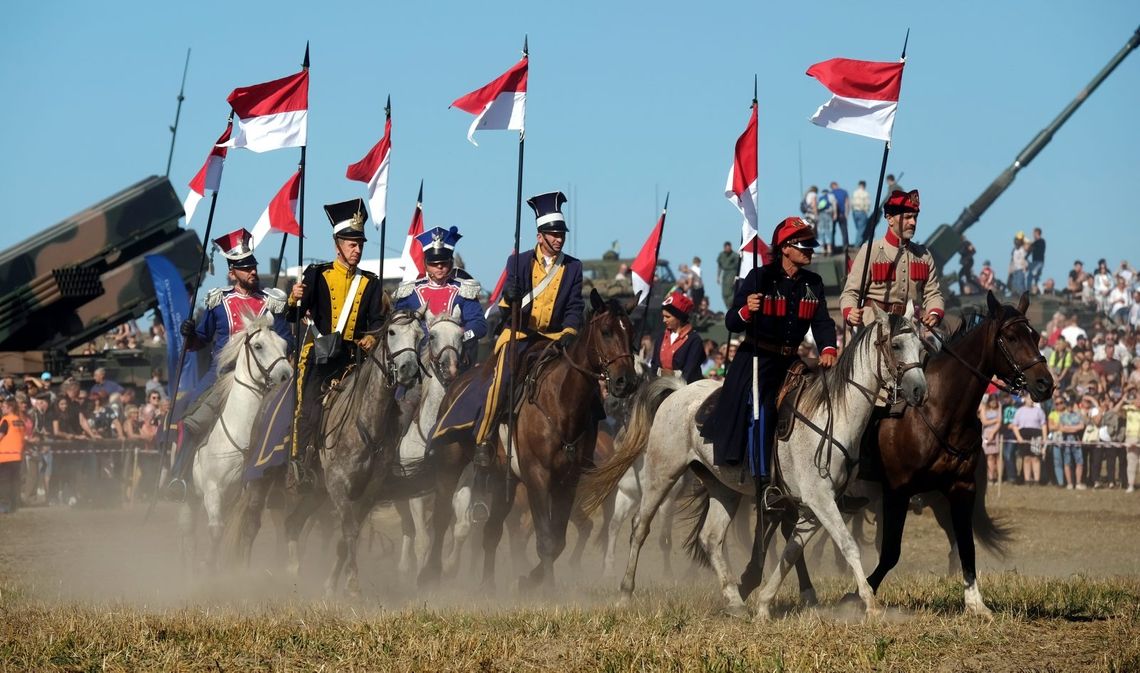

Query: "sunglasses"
left=787, top=242, right=817, bottom=252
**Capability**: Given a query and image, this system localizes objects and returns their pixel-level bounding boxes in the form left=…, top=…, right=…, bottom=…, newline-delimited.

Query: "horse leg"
left=949, top=490, right=992, bottom=616
left=239, top=477, right=271, bottom=567
left=866, top=491, right=910, bottom=594
left=444, top=478, right=472, bottom=579
left=394, top=497, right=417, bottom=576
left=658, top=477, right=682, bottom=577
left=285, top=487, right=328, bottom=578
left=603, top=478, right=637, bottom=577
left=479, top=468, right=513, bottom=592
left=792, top=514, right=819, bottom=607
left=929, top=495, right=962, bottom=576
left=802, top=491, right=882, bottom=619
left=529, top=476, right=577, bottom=592
left=506, top=484, right=532, bottom=576
left=567, top=502, right=593, bottom=573
left=418, top=452, right=464, bottom=589
left=618, top=455, right=687, bottom=602
left=410, top=494, right=432, bottom=572
left=694, top=478, right=746, bottom=618
left=520, top=467, right=556, bottom=592
left=738, top=503, right=781, bottom=602
left=202, top=482, right=226, bottom=571
left=178, top=493, right=199, bottom=575
left=754, top=511, right=821, bottom=620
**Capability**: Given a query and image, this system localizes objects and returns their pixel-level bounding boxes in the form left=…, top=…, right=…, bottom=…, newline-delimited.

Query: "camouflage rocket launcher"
left=0, top=176, right=202, bottom=376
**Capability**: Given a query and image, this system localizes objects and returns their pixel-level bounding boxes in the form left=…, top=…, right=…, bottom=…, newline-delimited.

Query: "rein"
left=935, top=314, right=1046, bottom=395
left=216, top=327, right=289, bottom=455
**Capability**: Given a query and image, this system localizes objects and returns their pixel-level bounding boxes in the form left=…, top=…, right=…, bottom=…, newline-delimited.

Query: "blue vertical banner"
left=145, top=254, right=197, bottom=401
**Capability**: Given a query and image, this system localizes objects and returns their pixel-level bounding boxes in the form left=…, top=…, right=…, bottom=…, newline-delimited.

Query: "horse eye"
left=602, top=329, right=613, bottom=338
left=389, top=329, right=396, bottom=336
left=254, top=343, right=263, bottom=350
left=892, top=342, right=901, bottom=351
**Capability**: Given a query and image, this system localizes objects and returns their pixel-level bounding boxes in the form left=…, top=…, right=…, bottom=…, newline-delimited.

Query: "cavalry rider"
left=651, top=291, right=704, bottom=384
left=431, top=191, right=583, bottom=513
left=702, top=217, right=837, bottom=492
left=287, top=198, right=390, bottom=487
left=394, top=226, right=487, bottom=366
left=841, top=189, right=944, bottom=329
left=170, top=228, right=292, bottom=490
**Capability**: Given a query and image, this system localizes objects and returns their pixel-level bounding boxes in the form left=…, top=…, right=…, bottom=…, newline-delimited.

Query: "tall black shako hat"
left=325, top=198, right=368, bottom=241
left=527, top=191, right=569, bottom=233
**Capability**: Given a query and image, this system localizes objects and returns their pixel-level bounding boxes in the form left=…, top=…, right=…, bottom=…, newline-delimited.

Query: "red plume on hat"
left=884, top=189, right=920, bottom=215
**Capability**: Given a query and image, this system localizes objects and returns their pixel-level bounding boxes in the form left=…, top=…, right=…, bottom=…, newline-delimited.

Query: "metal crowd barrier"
left=21, top=437, right=164, bottom=506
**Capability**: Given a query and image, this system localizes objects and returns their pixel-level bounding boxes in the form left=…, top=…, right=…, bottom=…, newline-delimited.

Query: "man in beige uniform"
left=841, top=189, right=944, bottom=329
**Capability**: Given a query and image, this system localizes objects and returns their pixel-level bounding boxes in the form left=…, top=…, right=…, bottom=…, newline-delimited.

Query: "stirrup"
left=164, top=478, right=188, bottom=503
left=468, top=499, right=490, bottom=524
left=760, top=483, right=789, bottom=513
left=473, top=442, right=494, bottom=468
left=287, top=459, right=312, bottom=493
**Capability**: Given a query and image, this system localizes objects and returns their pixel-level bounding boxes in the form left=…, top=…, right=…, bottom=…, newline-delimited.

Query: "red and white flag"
left=183, top=123, right=232, bottom=224
left=484, top=254, right=513, bottom=319
left=725, top=103, right=770, bottom=275
left=630, top=199, right=667, bottom=305
left=399, top=181, right=425, bottom=282
left=250, top=171, right=302, bottom=249
left=451, top=55, right=527, bottom=146
left=807, top=58, right=905, bottom=142
left=219, top=70, right=309, bottom=153
left=346, top=116, right=391, bottom=230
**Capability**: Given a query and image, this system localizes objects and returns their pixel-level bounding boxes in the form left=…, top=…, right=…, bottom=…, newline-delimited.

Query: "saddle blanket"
left=243, top=379, right=295, bottom=482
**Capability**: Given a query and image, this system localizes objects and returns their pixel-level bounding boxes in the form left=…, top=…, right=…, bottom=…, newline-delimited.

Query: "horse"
left=179, top=315, right=292, bottom=570
left=282, top=309, right=426, bottom=596
left=578, top=305, right=927, bottom=617
left=391, top=307, right=466, bottom=575
left=785, top=291, right=1053, bottom=616
left=418, top=289, right=638, bottom=591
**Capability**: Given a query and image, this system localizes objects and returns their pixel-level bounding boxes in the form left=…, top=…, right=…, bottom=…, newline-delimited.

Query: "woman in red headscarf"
left=652, top=291, right=705, bottom=383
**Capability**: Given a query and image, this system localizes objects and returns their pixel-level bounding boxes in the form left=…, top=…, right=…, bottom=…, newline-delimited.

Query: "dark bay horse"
left=740, top=291, right=1052, bottom=615
left=419, top=289, right=638, bottom=591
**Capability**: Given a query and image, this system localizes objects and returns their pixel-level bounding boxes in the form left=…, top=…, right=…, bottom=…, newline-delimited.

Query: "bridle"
left=561, top=309, right=636, bottom=386
left=232, top=328, right=289, bottom=395
left=421, top=313, right=464, bottom=387
left=935, top=312, right=1046, bottom=395
left=847, top=318, right=923, bottom=406
left=367, top=310, right=428, bottom=388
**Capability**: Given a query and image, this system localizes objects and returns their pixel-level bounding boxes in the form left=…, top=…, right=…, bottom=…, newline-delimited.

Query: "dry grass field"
left=1, top=484, right=1138, bottom=671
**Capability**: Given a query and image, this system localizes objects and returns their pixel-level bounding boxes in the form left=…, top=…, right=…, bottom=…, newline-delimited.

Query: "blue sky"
left=2, top=1, right=1137, bottom=310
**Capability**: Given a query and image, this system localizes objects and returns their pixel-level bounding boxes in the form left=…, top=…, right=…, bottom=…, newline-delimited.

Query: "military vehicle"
left=809, top=25, right=1139, bottom=331
left=0, top=176, right=203, bottom=385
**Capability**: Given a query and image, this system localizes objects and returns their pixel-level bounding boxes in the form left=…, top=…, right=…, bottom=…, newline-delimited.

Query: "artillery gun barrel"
left=926, top=25, right=1140, bottom=269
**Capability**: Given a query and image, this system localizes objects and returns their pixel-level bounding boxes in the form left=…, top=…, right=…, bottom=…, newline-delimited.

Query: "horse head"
left=235, top=313, right=292, bottom=389
left=424, top=305, right=465, bottom=386
left=985, top=290, right=1054, bottom=401
left=585, top=288, right=638, bottom=398
left=385, top=309, right=426, bottom=387
left=868, top=303, right=928, bottom=406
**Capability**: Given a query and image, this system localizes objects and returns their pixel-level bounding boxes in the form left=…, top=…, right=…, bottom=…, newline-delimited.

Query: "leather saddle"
left=775, top=360, right=815, bottom=442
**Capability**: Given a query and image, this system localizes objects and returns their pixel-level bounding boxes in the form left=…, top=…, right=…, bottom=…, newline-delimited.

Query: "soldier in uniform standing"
left=431, top=191, right=583, bottom=516
left=394, top=226, right=486, bottom=366
left=841, top=189, right=944, bottom=329
left=287, top=199, right=390, bottom=487
left=702, top=217, right=837, bottom=492
left=169, top=228, right=292, bottom=492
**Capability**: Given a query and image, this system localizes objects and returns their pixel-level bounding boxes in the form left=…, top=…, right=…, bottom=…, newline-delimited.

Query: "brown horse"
left=419, top=290, right=638, bottom=591
left=739, top=291, right=1053, bottom=615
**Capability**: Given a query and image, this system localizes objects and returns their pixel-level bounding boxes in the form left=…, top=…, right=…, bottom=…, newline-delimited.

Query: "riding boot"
left=473, top=441, right=494, bottom=468
left=287, top=446, right=316, bottom=494
left=164, top=417, right=207, bottom=501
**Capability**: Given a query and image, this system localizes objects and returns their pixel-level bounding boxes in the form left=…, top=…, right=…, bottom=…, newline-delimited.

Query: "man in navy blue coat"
left=700, top=217, right=837, bottom=490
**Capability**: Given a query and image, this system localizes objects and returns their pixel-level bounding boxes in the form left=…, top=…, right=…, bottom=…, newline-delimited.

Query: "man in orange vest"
left=0, top=397, right=27, bottom=513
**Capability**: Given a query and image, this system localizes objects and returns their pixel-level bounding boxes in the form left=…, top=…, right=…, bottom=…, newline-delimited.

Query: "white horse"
left=179, top=315, right=292, bottom=570
left=580, top=305, right=926, bottom=618
left=392, top=307, right=466, bottom=575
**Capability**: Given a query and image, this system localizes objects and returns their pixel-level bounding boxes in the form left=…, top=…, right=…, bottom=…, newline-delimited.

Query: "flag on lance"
left=450, top=55, right=527, bottom=146
left=725, top=102, right=770, bottom=274
left=399, top=181, right=426, bottom=282
left=250, top=171, right=302, bottom=249
left=807, top=58, right=905, bottom=142
left=219, top=69, right=309, bottom=153
left=183, top=123, right=232, bottom=224
left=630, top=198, right=667, bottom=306
left=346, top=115, right=392, bottom=230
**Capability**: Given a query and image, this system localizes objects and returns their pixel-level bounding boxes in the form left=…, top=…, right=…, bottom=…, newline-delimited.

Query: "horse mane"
left=798, top=313, right=906, bottom=416
left=942, top=307, right=987, bottom=346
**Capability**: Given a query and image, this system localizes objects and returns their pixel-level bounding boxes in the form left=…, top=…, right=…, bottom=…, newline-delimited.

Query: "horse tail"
left=679, top=482, right=713, bottom=568
left=972, top=458, right=1013, bottom=556
left=577, top=377, right=685, bottom=516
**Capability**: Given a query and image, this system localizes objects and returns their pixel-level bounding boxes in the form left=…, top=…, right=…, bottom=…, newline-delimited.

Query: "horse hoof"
left=721, top=603, right=751, bottom=620
left=865, top=602, right=885, bottom=620
left=754, top=605, right=772, bottom=621
left=838, top=591, right=863, bottom=607
left=800, top=588, right=819, bottom=607
left=616, top=593, right=632, bottom=608
left=966, top=602, right=994, bottom=618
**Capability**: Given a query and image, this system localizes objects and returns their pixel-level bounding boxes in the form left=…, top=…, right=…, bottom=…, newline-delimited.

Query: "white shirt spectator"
left=1108, top=285, right=1133, bottom=316
left=850, top=186, right=871, bottom=214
